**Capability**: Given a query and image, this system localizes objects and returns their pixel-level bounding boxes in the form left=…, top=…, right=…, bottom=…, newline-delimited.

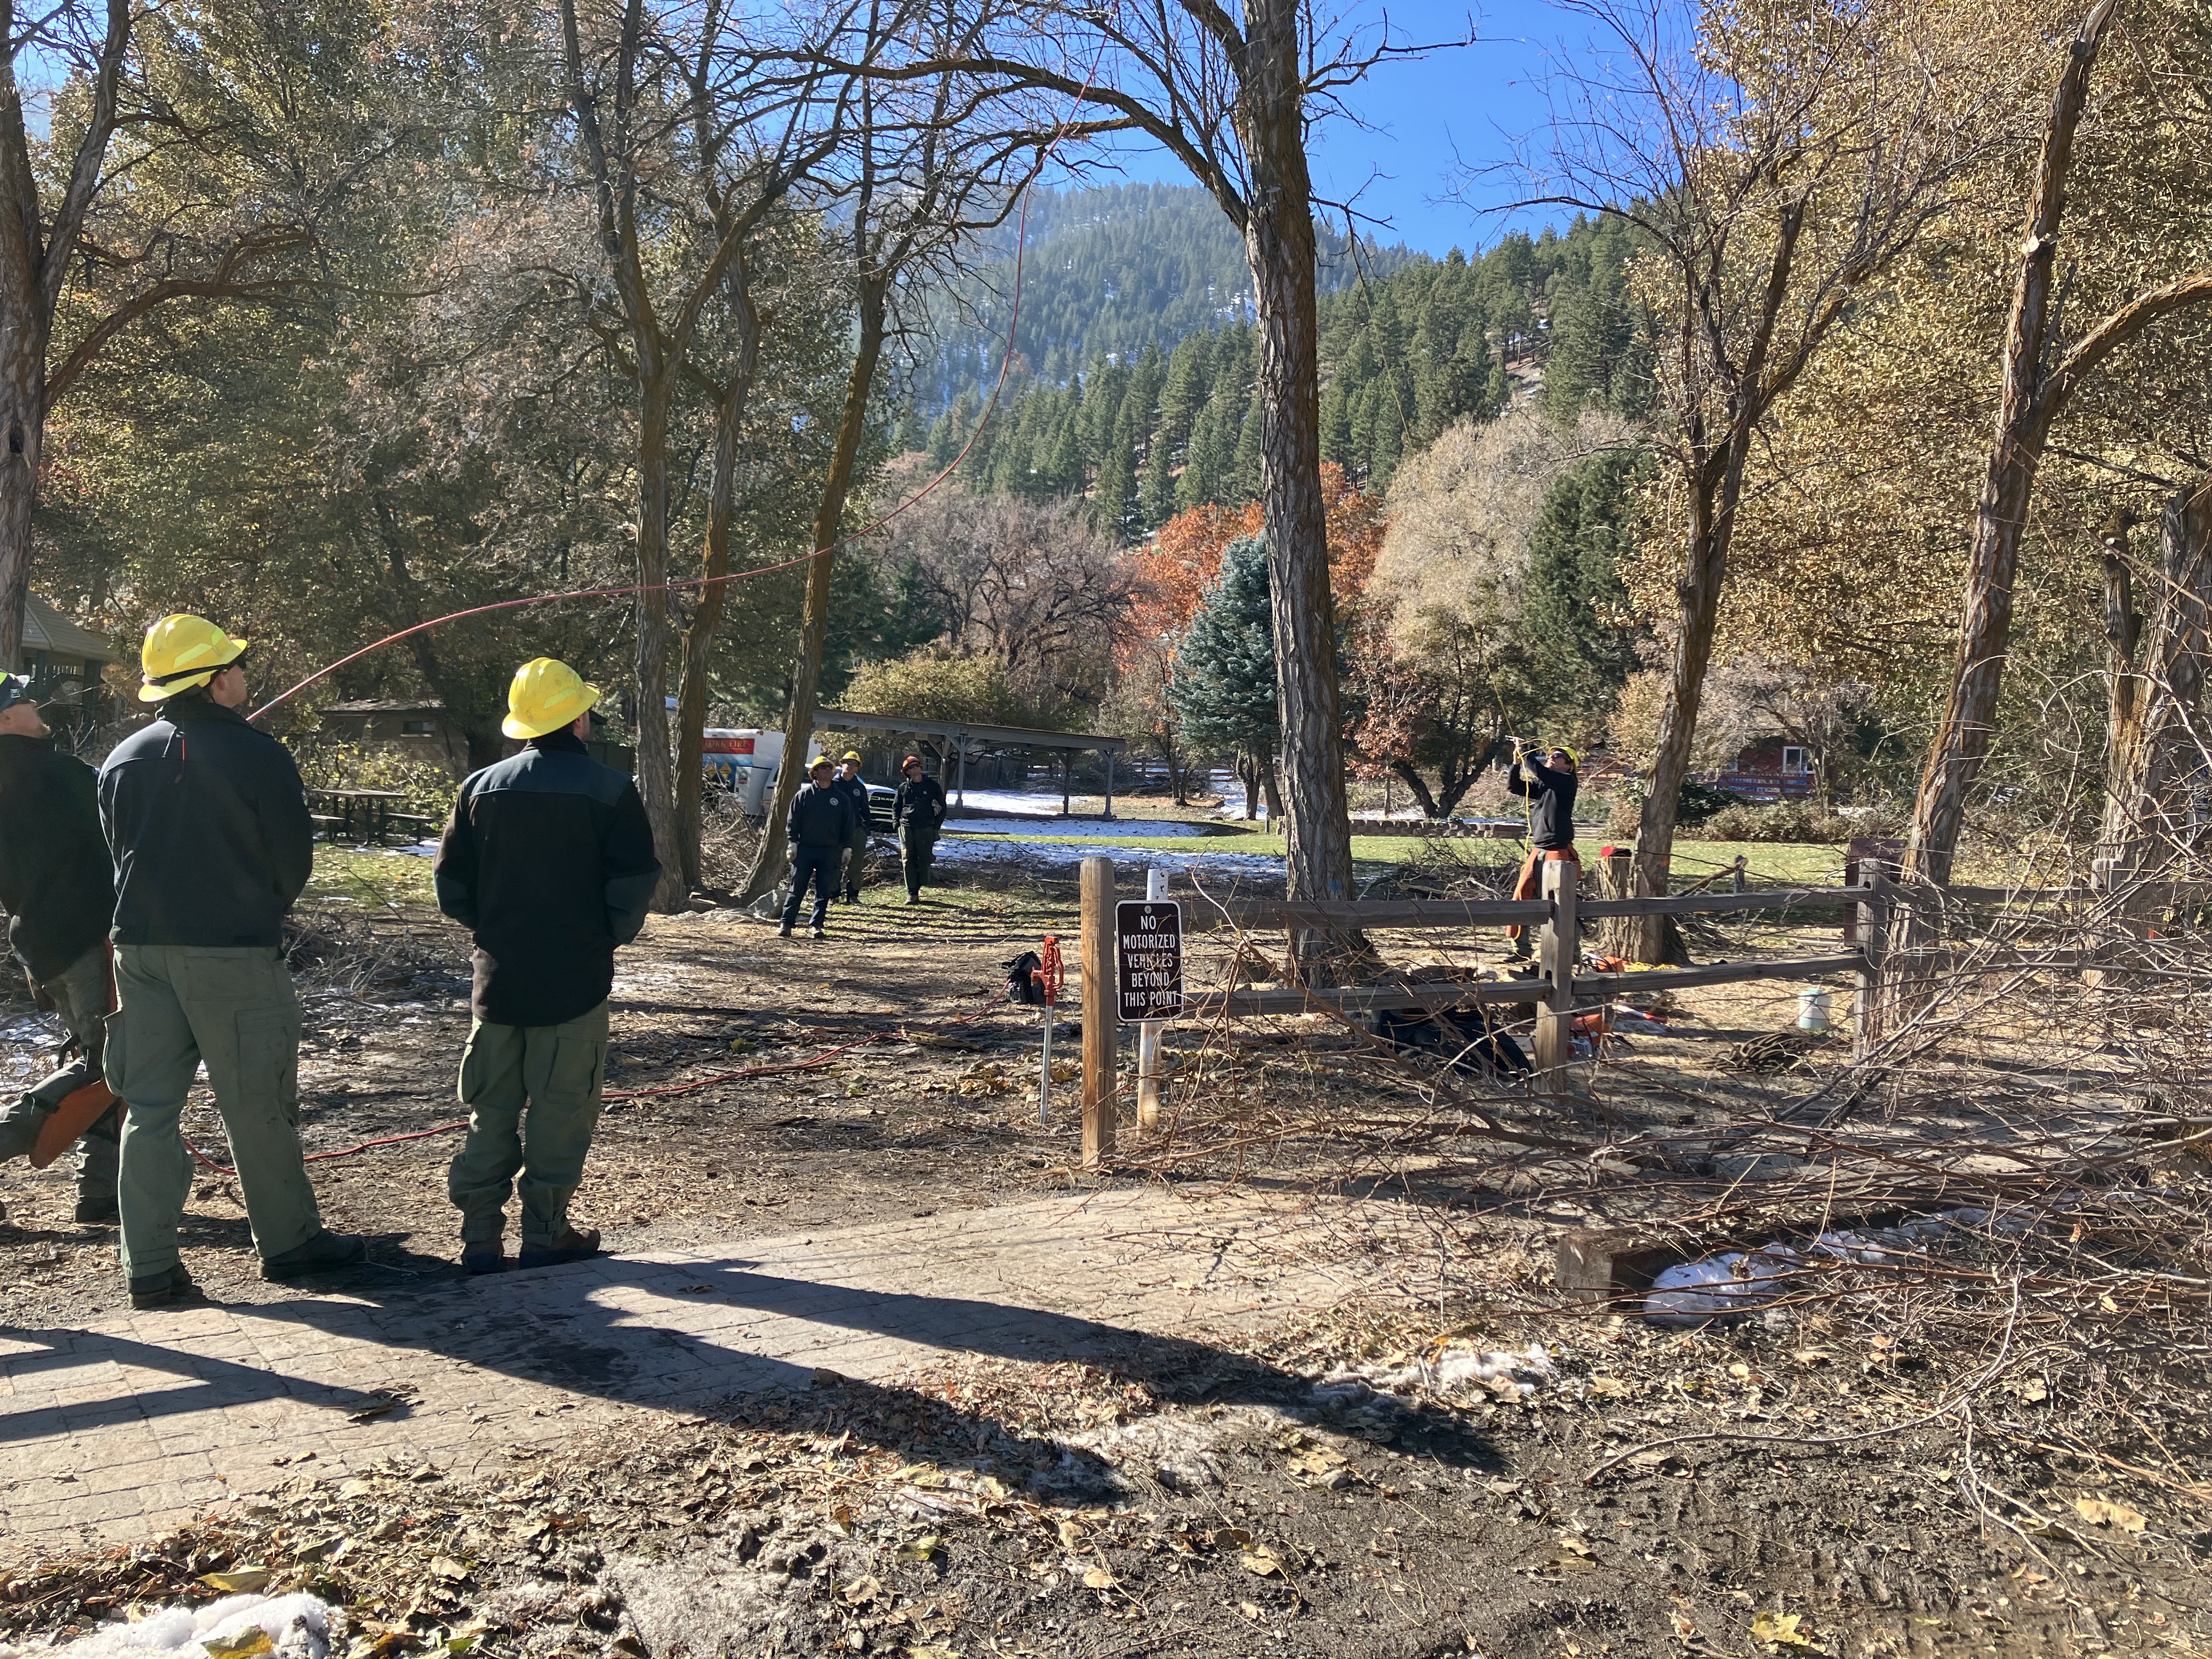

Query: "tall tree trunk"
left=0, top=0, right=126, bottom=668
left=1627, top=481, right=1726, bottom=965
left=2100, top=484, right=2212, bottom=873
left=741, top=278, right=888, bottom=901
left=0, top=332, right=44, bottom=669
left=1237, top=0, right=1356, bottom=930
left=1904, top=0, right=2119, bottom=887
left=1624, top=201, right=1805, bottom=964
left=675, top=273, right=762, bottom=891
left=633, top=369, right=686, bottom=909
left=2098, top=512, right=2142, bottom=857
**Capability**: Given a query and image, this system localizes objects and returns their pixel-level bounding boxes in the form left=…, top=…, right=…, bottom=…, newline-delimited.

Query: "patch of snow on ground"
left=14, top=1593, right=343, bottom=1659
left=942, top=817, right=1203, bottom=837
left=930, top=837, right=1283, bottom=878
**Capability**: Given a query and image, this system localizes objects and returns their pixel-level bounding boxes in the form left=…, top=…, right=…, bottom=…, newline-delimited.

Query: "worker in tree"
left=99, top=616, right=362, bottom=1308
left=0, top=675, right=121, bottom=1224
left=829, top=750, right=872, bottom=904
left=781, top=755, right=854, bottom=939
left=894, top=754, right=947, bottom=905
left=1506, top=742, right=1581, bottom=958
left=436, top=657, right=660, bottom=1274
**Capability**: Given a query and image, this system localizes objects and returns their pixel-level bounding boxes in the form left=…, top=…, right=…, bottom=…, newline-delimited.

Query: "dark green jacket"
left=0, top=735, right=112, bottom=980
left=436, top=730, right=661, bottom=1027
left=99, top=697, right=313, bottom=949
left=895, top=775, right=946, bottom=837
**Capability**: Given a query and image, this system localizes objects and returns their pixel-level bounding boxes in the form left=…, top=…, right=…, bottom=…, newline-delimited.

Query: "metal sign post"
left=1116, top=887, right=1184, bottom=1137
left=1135, top=870, right=1171, bottom=1128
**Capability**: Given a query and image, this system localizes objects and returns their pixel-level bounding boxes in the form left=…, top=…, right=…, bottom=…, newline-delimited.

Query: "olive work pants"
left=901, top=827, right=938, bottom=898
left=448, top=1001, right=608, bottom=1248
left=0, top=945, right=121, bottom=1200
left=106, top=945, right=324, bottom=1279
left=842, top=832, right=868, bottom=899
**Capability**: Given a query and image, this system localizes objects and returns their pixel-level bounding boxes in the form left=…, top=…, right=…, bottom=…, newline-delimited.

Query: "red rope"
left=248, top=32, right=1114, bottom=728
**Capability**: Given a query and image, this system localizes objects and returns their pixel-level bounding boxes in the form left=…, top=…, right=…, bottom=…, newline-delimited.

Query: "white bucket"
left=1797, top=988, right=1832, bottom=1033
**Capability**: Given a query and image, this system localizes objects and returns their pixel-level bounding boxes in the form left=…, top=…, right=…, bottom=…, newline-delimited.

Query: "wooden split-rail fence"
left=1060, top=850, right=2175, bottom=1164
left=1063, top=853, right=1908, bottom=1166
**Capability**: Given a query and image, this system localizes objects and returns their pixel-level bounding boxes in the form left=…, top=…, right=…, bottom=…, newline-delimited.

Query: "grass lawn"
left=306, top=843, right=438, bottom=910
left=949, top=818, right=1853, bottom=890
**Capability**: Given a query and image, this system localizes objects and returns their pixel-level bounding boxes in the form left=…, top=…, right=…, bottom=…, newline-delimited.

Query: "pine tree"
left=1229, top=385, right=1263, bottom=503
left=1096, top=413, right=1139, bottom=540
left=1177, top=393, right=1231, bottom=511
left=1173, top=535, right=1279, bottom=758
left=1521, top=451, right=1647, bottom=723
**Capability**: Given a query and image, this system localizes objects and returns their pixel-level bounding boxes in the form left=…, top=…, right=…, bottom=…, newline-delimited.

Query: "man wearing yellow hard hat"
left=1505, top=741, right=1581, bottom=958
left=98, top=615, right=363, bottom=1308
left=828, top=750, right=872, bottom=904
left=780, top=753, right=857, bottom=939
left=434, top=658, right=660, bottom=1273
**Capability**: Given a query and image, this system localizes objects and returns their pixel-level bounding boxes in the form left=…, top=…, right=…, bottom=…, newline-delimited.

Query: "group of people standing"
left=0, top=616, right=985, bottom=1308
left=777, top=748, right=947, bottom=936
left=0, top=619, right=663, bottom=1305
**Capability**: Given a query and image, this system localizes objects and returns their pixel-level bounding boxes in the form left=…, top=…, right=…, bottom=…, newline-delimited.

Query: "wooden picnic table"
left=309, top=787, right=411, bottom=844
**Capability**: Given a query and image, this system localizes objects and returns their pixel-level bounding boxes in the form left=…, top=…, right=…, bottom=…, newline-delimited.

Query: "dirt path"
left=4, top=879, right=2209, bottom=1655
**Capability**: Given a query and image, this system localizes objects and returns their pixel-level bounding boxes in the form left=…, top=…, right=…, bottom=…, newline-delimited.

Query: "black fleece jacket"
left=1508, top=757, right=1579, bottom=851
left=436, top=730, right=662, bottom=1028
left=895, top=775, right=946, bottom=837
left=0, top=735, right=113, bottom=980
left=99, top=696, right=314, bottom=948
left=787, top=781, right=855, bottom=851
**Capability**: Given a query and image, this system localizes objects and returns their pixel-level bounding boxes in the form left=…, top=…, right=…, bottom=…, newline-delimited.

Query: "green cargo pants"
left=842, top=831, right=869, bottom=900
left=0, top=945, right=121, bottom=1200
left=901, top=825, right=938, bottom=898
left=106, top=945, right=324, bottom=1278
left=448, top=1002, right=608, bottom=1248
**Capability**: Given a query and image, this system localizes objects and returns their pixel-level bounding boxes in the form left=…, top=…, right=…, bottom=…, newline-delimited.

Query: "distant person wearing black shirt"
left=893, top=755, right=947, bottom=905
left=1506, top=744, right=1579, bottom=957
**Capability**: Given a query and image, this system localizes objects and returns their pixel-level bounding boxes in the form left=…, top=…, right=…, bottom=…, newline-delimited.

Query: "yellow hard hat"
left=809, top=754, right=834, bottom=772
left=841, top=750, right=861, bottom=763
left=503, top=657, right=599, bottom=740
left=140, top=614, right=247, bottom=703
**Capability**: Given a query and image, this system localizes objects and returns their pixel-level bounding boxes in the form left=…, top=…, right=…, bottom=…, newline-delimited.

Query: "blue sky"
left=1077, top=1, right=1573, bottom=257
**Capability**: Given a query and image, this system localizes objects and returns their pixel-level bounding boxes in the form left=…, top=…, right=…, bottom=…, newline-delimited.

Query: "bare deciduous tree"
left=1508, top=0, right=2002, bottom=960
left=1906, top=0, right=2212, bottom=884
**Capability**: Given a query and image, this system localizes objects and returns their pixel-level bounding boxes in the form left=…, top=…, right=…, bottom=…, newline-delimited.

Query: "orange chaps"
left=1506, top=846, right=1581, bottom=941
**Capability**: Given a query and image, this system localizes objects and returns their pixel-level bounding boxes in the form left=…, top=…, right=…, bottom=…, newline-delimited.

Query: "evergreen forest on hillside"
left=908, top=182, right=1414, bottom=413
left=924, top=210, right=1649, bottom=532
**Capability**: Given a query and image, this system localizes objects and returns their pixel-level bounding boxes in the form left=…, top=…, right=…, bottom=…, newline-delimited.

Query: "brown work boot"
left=518, top=1227, right=602, bottom=1269
left=260, top=1228, right=369, bottom=1281
left=129, top=1263, right=202, bottom=1310
left=460, top=1237, right=505, bottom=1276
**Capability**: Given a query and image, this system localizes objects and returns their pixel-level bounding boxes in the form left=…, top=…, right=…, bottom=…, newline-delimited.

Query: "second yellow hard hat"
left=139, top=614, right=247, bottom=703
left=503, top=657, right=599, bottom=741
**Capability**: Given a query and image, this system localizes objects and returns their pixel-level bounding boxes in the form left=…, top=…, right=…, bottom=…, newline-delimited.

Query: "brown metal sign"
left=1115, top=899, right=1184, bottom=1022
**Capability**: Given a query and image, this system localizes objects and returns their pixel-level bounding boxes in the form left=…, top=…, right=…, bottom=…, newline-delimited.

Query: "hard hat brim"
left=139, top=636, right=247, bottom=703
left=503, top=680, right=599, bottom=741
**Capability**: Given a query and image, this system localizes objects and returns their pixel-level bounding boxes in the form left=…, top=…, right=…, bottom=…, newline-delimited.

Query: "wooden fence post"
left=1079, top=855, right=1118, bottom=1165
left=1534, top=857, right=1577, bottom=1079
left=1852, top=868, right=1892, bottom=1063
left=1596, top=846, right=1634, bottom=960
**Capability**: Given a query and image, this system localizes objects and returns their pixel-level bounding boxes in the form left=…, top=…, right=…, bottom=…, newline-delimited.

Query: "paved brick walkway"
left=1, top=1187, right=1390, bottom=1561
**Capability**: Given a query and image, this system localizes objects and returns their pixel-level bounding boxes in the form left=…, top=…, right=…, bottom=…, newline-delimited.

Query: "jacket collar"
left=161, top=696, right=249, bottom=727
left=528, top=729, right=588, bottom=755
